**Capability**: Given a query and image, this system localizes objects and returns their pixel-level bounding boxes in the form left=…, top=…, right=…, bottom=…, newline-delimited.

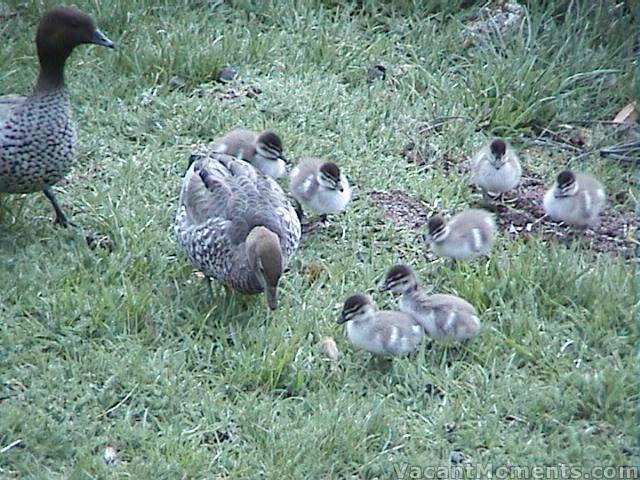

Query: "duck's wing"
left=178, top=154, right=235, bottom=227
left=179, top=153, right=300, bottom=254
left=0, top=95, right=26, bottom=126
left=243, top=161, right=301, bottom=256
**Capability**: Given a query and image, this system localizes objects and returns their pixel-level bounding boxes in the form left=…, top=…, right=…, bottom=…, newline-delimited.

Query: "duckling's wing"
left=419, top=294, right=477, bottom=315
left=0, top=95, right=26, bottom=126
left=471, top=146, right=489, bottom=169
left=377, top=312, right=423, bottom=353
left=576, top=175, right=606, bottom=220
left=213, top=129, right=256, bottom=160
left=290, top=159, right=323, bottom=199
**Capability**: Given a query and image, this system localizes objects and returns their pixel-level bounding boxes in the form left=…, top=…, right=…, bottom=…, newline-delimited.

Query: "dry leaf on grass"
left=613, top=102, right=637, bottom=126
left=318, top=337, right=341, bottom=363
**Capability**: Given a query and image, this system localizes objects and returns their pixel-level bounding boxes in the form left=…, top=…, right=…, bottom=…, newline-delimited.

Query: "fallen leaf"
left=318, top=337, right=340, bottom=362
left=613, top=102, right=637, bottom=126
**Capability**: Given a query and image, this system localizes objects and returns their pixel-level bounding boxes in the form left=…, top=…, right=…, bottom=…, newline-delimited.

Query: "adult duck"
left=0, top=6, right=114, bottom=226
left=175, top=153, right=301, bottom=310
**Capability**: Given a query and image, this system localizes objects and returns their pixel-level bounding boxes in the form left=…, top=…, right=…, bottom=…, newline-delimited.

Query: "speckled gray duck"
left=0, top=7, right=114, bottom=226
left=174, top=153, right=301, bottom=310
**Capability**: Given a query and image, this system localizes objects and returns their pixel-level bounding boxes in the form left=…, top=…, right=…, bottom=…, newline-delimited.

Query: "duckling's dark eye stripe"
left=320, top=173, right=339, bottom=183
left=263, top=146, right=280, bottom=156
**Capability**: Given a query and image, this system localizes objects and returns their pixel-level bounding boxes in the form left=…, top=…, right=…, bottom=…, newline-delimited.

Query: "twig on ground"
left=559, top=119, right=636, bottom=127
left=600, top=139, right=640, bottom=162
left=0, top=439, right=24, bottom=454
left=417, top=116, right=475, bottom=135
left=96, top=384, right=139, bottom=419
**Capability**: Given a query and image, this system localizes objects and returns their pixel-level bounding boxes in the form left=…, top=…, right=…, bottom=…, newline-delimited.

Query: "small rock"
left=444, top=422, right=457, bottom=433
left=465, top=2, right=525, bottom=44
left=303, top=260, right=328, bottom=280
left=168, top=76, right=187, bottom=91
left=614, top=191, right=628, bottom=204
left=103, top=444, right=119, bottom=466
left=584, top=423, right=613, bottom=436
left=570, top=128, right=591, bottom=147
left=424, top=383, right=444, bottom=397
left=367, top=64, right=386, bottom=82
left=218, top=67, right=237, bottom=82
left=449, top=450, right=465, bottom=464
left=245, top=86, right=262, bottom=99
left=86, top=234, right=115, bottom=252
left=391, top=65, right=411, bottom=78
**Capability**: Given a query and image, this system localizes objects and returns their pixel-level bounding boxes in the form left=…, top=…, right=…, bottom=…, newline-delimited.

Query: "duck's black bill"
left=91, top=29, right=115, bottom=48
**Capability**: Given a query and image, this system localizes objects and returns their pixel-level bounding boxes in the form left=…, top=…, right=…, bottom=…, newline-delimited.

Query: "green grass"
left=1, top=0, right=638, bottom=477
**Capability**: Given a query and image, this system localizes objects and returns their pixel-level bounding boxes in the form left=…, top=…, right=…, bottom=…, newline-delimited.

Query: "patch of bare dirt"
left=369, top=190, right=431, bottom=230
left=191, top=84, right=261, bottom=101
left=369, top=176, right=636, bottom=259
left=488, top=171, right=636, bottom=259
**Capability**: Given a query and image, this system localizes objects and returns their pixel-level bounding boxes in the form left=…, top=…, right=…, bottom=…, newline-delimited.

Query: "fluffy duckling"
left=338, top=294, right=424, bottom=356
left=289, top=158, right=351, bottom=225
left=426, top=209, right=495, bottom=260
left=212, top=129, right=286, bottom=179
left=543, top=170, right=606, bottom=228
left=379, top=265, right=481, bottom=343
left=471, top=138, right=521, bottom=199
left=174, top=153, right=301, bottom=310
left=0, top=7, right=114, bottom=226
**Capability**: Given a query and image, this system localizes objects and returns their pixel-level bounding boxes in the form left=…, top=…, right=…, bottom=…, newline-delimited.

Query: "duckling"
left=379, top=265, right=481, bottom=343
left=174, top=153, right=301, bottom=310
left=289, top=158, right=351, bottom=226
left=0, top=7, right=114, bottom=227
left=212, top=129, right=286, bottom=179
left=543, top=170, right=606, bottom=228
left=338, top=294, right=424, bottom=356
left=426, top=209, right=495, bottom=260
left=471, top=138, right=521, bottom=199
